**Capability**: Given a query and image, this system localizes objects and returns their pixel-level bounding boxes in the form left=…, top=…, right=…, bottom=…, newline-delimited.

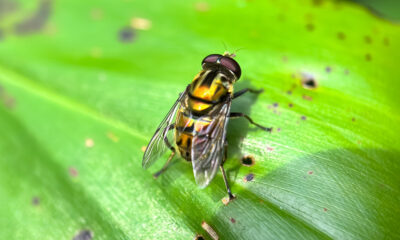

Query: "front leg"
left=229, top=112, right=272, bottom=132
left=233, top=88, right=264, bottom=99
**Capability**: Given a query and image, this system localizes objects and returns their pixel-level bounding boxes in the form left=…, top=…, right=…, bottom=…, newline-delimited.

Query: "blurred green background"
left=0, top=0, right=399, bottom=239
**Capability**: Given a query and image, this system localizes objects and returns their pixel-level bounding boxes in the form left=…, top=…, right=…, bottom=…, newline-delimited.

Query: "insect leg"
left=153, top=151, right=175, bottom=178
left=220, top=141, right=235, bottom=201
left=229, top=112, right=272, bottom=132
left=233, top=88, right=264, bottom=99
left=153, top=124, right=176, bottom=178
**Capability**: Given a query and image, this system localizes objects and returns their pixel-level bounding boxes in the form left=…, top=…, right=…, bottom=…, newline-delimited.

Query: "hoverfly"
left=142, top=52, right=271, bottom=201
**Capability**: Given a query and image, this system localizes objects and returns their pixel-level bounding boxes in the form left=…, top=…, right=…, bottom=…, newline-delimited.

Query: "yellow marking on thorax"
left=189, top=72, right=231, bottom=112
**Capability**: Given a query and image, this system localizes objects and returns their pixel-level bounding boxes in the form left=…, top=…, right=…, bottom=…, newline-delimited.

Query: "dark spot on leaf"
left=364, top=35, right=372, bottom=44
left=344, top=69, right=349, bottom=75
left=14, top=0, right=52, bottom=35
left=325, top=66, right=331, bottom=73
left=306, top=23, right=314, bottom=31
left=273, top=102, right=279, bottom=107
left=194, top=235, right=205, bottom=240
left=230, top=218, right=236, bottom=223
left=301, top=74, right=317, bottom=89
left=69, top=167, right=78, bottom=177
left=31, top=196, right=40, bottom=206
left=287, top=90, right=292, bottom=95
left=195, top=2, right=209, bottom=12
left=365, top=53, right=371, bottom=61
left=337, top=32, right=346, bottom=40
left=118, top=26, right=136, bottom=43
left=302, top=94, right=313, bottom=101
left=243, top=173, right=254, bottom=182
left=0, top=0, right=19, bottom=20
left=308, top=171, right=313, bottom=175
left=266, top=146, right=274, bottom=151
left=277, top=128, right=281, bottom=132
left=352, top=117, right=356, bottom=122
left=73, top=230, right=93, bottom=240
left=383, top=37, right=389, bottom=46
left=241, top=155, right=255, bottom=166
left=301, top=116, right=307, bottom=120
left=323, top=208, right=328, bottom=212
left=288, top=103, right=293, bottom=108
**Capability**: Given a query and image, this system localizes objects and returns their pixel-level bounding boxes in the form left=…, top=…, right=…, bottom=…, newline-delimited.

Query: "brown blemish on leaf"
left=323, top=208, right=328, bottom=212
left=266, top=146, right=274, bottom=152
left=337, top=32, right=346, bottom=40
left=308, top=171, right=313, bottom=175
left=90, top=47, right=102, bottom=58
left=85, top=138, right=94, bottom=148
left=365, top=53, right=371, bottom=61
left=118, top=26, right=136, bottom=43
left=243, top=173, right=254, bottom=182
left=230, top=218, right=236, bottom=223
left=194, top=234, right=205, bottom=240
left=130, top=17, right=152, bottom=30
left=241, top=155, right=255, bottom=166
left=344, top=69, right=349, bottom=75
left=383, top=37, right=389, bottom=46
left=306, top=23, right=314, bottom=31
left=300, top=73, right=317, bottom=89
left=273, top=102, right=279, bottom=107
left=14, top=0, right=52, bottom=35
left=31, top=196, right=40, bottom=206
left=302, top=94, right=313, bottom=101
left=287, top=90, right=292, bottom=95
left=69, top=167, right=78, bottom=177
left=195, top=2, right=210, bottom=12
left=282, top=56, right=288, bottom=62
left=107, top=132, right=119, bottom=142
left=352, top=117, right=356, bottom=122
left=73, top=229, right=93, bottom=240
left=201, top=221, right=219, bottom=240
left=221, top=197, right=230, bottom=205
left=364, top=35, right=372, bottom=44
left=90, top=8, right=103, bottom=20
left=0, top=85, right=16, bottom=109
left=301, top=116, right=307, bottom=120
left=312, top=0, right=323, bottom=6
left=277, top=128, right=281, bottom=132
left=288, top=103, right=293, bottom=108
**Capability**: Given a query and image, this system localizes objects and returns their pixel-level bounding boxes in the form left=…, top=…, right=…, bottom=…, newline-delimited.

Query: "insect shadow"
left=225, top=78, right=266, bottom=183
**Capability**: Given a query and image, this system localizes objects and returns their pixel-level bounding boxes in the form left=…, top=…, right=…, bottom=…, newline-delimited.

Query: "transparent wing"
left=142, top=89, right=187, bottom=169
left=191, top=99, right=231, bottom=188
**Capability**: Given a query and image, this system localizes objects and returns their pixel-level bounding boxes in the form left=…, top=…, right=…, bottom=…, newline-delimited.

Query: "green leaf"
left=0, top=0, right=399, bottom=239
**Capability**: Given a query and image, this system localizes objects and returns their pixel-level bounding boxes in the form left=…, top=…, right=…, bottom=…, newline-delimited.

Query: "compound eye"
left=202, top=54, right=222, bottom=65
left=220, top=56, right=241, bottom=79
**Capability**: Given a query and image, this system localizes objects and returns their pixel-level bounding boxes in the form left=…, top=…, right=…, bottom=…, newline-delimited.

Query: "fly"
left=142, top=52, right=271, bottom=201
